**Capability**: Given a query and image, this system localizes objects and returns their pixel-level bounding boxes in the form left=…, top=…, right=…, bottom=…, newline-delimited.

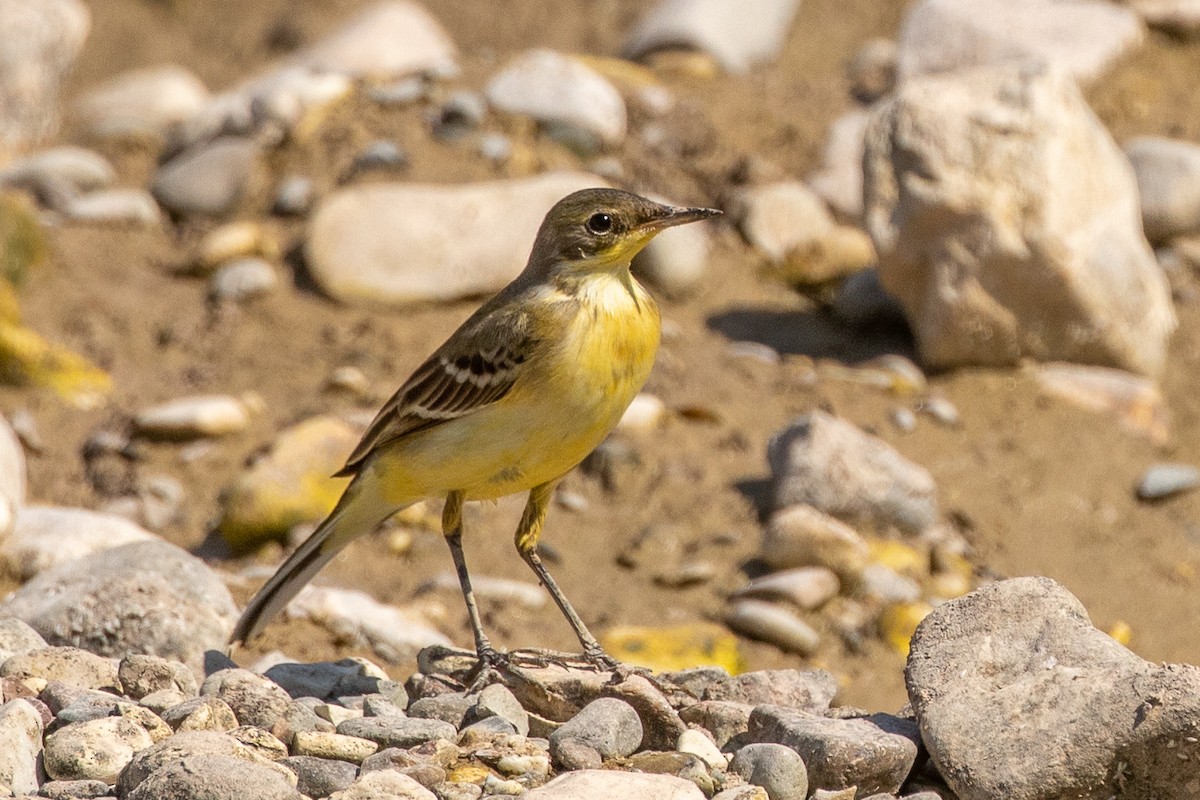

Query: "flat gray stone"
left=127, top=754, right=301, bottom=800
left=747, top=706, right=919, bottom=796
left=0, top=540, right=237, bottom=673
left=336, top=716, right=457, bottom=749
left=280, top=755, right=358, bottom=798
left=907, top=576, right=1200, bottom=800
left=152, top=136, right=260, bottom=217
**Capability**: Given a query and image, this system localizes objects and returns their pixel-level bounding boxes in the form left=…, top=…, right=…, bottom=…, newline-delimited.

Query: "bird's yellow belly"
left=374, top=287, right=660, bottom=503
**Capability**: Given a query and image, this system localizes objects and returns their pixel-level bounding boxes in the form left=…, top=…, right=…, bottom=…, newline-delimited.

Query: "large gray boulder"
left=864, top=63, right=1175, bottom=377
left=907, top=576, right=1200, bottom=799
left=0, top=540, right=237, bottom=672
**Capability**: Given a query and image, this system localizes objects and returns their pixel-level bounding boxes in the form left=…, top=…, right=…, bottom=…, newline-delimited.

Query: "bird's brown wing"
left=335, top=312, right=535, bottom=477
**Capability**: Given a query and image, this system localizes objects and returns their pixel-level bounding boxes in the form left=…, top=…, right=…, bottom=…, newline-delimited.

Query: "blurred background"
left=2, top=0, right=1200, bottom=712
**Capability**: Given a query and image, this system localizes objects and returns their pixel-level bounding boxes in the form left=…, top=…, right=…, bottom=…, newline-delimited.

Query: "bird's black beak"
left=640, top=205, right=723, bottom=231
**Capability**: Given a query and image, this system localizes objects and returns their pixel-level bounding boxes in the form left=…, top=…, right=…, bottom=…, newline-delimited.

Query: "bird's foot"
left=465, top=644, right=511, bottom=692
left=582, top=644, right=622, bottom=673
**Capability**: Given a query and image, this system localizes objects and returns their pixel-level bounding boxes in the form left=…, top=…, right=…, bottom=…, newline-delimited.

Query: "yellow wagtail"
left=230, top=188, right=720, bottom=669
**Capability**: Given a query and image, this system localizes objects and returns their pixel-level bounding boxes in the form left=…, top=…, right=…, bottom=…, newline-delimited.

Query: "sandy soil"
left=5, top=0, right=1200, bottom=712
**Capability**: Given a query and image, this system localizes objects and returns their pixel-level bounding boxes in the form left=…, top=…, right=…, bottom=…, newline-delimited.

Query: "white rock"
left=487, top=49, right=626, bottom=147
left=286, top=586, right=451, bottom=665
left=306, top=171, right=604, bottom=305
left=677, top=728, right=728, bottom=769
left=732, top=566, right=840, bottom=610
left=44, top=716, right=154, bottom=783
left=528, top=770, right=706, bottom=800
left=1032, top=362, right=1169, bottom=444
left=0, top=619, right=47, bottom=662
left=0, top=145, right=114, bottom=196
left=732, top=182, right=834, bottom=263
left=898, top=0, right=1144, bottom=84
left=330, top=769, right=436, bottom=800
left=0, top=0, right=90, bottom=156
left=1129, top=0, right=1200, bottom=36
left=624, top=0, right=802, bottom=73
left=724, top=599, right=820, bottom=656
left=1125, top=136, right=1200, bottom=243
left=152, top=136, right=261, bottom=217
left=64, top=188, right=161, bottom=226
left=210, top=257, right=278, bottom=303
left=0, top=700, right=43, bottom=796
left=864, top=64, right=1175, bottom=377
left=134, top=394, right=250, bottom=440
left=74, top=65, right=210, bottom=141
left=1, top=505, right=156, bottom=580
left=0, top=414, right=25, bottom=539
left=294, top=1, right=456, bottom=79
left=807, top=110, right=871, bottom=221
left=618, top=393, right=667, bottom=432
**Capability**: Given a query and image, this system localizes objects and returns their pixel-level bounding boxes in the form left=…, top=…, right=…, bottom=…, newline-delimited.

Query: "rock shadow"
left=706, top=306, right=916, bottom=365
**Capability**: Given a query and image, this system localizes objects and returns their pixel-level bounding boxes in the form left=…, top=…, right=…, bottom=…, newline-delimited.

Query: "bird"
left=229, top=187, right=720, bottom=671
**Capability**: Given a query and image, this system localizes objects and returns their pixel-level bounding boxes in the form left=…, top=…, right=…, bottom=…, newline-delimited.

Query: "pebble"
left=618, top=393, right=667, bottom=432
left=624, top=0, right=802, bottom=73
left=732, top=566, right=840, bottom=610
left=369, top=77, right=428, bottom=106
left=274, top=175, right=314, bottom=216
left=860, top=564, right=922, bottom=604
left=134, top=394, right=249, bottom=440
left=202, top=669, right=293, bottom=730
left=194, top=220, right=278, bottom=273
left=677, top=728, right=727, bottom=769
left=602, top=673, right=686, bottom=751
left=337, top=715, right=457, bottom=749
left=866, top=64, right=1174, bottom=377
left=294, top=730, right=379, bottom=763
left=162, top=696, right=239, bottom=732
left=328, top=768, right=437, bottom=800
left=0, top=504, right=156, bottom=580
left=73, top=65, right=209, bottom=141
left=210, top=257, right=278, bottom=302
left=702, top=669, right=839, bottom=711
left=432, top=91, right=486, bottom=141
left=724, top=599, right=821, bottom=656
left=126, top=753, right=302, bottom=800
left=63, top=187, right=161, bottom=226
left=118, top=654, right=198, bottom=700
left=218, top=415, right=357, bottom=549
left=306, top=171, right=602, bottom=305
left=1136, top=463, right=1200, bottom=501
left=478, top=132, right=512, bottom=163
left=919, top=394, right=960, bottom=427
left=284, top=586, right=451, bottom=665
left=43, top=716, right=153, bottom=783
left=230, top=724, right=288, bottom=760
left=549, top=697, right=643, bottom=763
left=713, top=788, right=769, bottom=800
left=281, top=755, right=359, bottom=798
left=486, top=49, right=627, bottom=148
left=732, top=181, right=834, bottom=263
left=0, top=540, right=238, bottom=673
left=0, top=619, right=48, bottom=663
left=352, top=140, right=409, bottom=173
left=408, top=692, right=471, bottom=727
left=39, top=779, right=113, bottom=800
left=1032, top=362, right=1170, bottom=445
left=808, top=111, right=871, bottom=222
left=0, top=146, right=115, bottom=200
left=897, top=0, right=1145, bottom=83
left=748, top=706, right=919, bottom=797
left=152, top=136, right=260, bottom=217
left=527, top=769, right=706, bottom=799
left=469, top=684, right=529, bottom=737
left=292, top=1, right=457, bottom=79
left=890, top=408, right=917, bottom=433
left=768, top=411, right=938, bottom=533
left=678, top=701, right=753, bottom=749
left=0, top=699, right=43, bottom=796
left=730, top=743, right=808, bottom=800
left=1125, top=136, right=1200, bottom=243
left=0, top=414, right=23, bottom=538
left=1, top=647, right=117, bottom=693
left=761, top=505, right=870, bottom=581
left=316, top=702, right=362, bottom=726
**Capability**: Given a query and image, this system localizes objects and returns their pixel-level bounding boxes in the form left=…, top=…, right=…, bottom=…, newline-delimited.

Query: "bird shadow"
left=706, top=306, right=916, bottom=365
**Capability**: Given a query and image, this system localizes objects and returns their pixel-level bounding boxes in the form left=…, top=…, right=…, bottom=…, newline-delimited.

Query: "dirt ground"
left=5, top=0, right=1200, bottom=712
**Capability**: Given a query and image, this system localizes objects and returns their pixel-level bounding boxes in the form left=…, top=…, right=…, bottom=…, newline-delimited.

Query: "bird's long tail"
left=229, top=475, right=404, bottom=647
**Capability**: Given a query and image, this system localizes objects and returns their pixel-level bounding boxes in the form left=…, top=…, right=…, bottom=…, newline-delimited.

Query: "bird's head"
left=528, top=188, right=720, bottom=280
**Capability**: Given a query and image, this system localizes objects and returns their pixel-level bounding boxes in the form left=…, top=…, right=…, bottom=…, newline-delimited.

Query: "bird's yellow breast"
left=373, top=271, right=660, bottom=503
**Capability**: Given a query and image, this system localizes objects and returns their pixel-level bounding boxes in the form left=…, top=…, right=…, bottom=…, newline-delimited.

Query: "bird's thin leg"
left=515, top=480, right=620, bottom=671
left=442, top=490, right=503, bottom=668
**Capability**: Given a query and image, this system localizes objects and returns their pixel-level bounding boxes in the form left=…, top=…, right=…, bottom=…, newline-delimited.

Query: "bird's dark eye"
left=585, top=212, right=613, bottom=235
